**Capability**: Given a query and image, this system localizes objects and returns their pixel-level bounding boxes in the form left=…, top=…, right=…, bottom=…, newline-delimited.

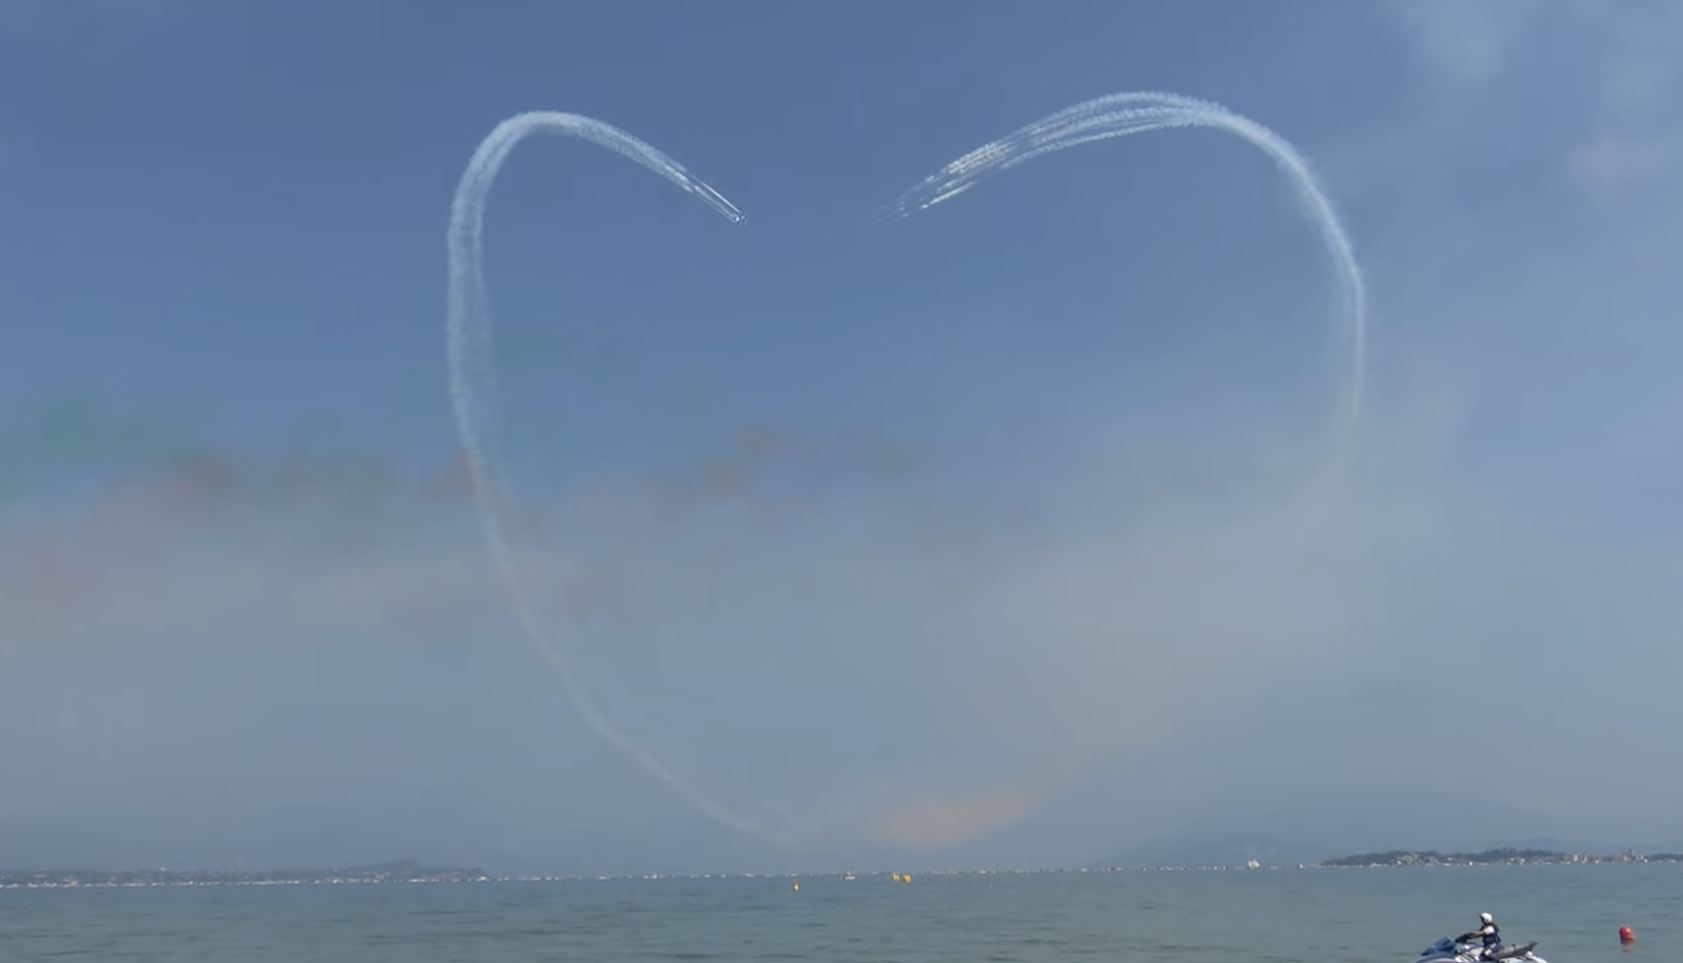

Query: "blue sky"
left=2, top=0, right=1682, bottom=875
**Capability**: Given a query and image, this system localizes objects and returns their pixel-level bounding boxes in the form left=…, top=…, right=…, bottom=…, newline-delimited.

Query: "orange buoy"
left=1618, top=926, right=1634, bottom=944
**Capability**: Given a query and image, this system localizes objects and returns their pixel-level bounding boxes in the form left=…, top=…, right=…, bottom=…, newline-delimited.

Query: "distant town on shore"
left=0, top=859, right=489, bottom=889
left=1320, top=847, right=1683, bottom=867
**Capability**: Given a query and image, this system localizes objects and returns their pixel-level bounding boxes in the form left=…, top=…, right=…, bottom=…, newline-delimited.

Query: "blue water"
left=2, top=865, right=1676, bottom=961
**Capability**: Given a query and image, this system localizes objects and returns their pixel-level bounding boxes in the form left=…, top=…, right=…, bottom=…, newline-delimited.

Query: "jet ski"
left=1416, top=937, right=1548, bottom=963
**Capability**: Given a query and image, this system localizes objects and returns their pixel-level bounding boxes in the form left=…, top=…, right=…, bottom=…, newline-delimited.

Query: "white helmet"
left=1480, top=913, right=1494, bottom=925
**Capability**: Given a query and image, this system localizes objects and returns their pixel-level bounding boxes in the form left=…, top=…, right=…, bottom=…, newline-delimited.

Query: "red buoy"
left=1619, top=926, right=1635, bottom=944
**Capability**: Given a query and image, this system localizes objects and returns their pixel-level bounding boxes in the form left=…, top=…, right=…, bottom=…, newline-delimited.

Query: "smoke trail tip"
left=860, top=202, right=909, bottom=228
left=688, top=182, right=747, bottom=224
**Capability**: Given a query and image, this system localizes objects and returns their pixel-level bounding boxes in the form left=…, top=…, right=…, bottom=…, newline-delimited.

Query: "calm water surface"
left=2, top=865, right=1677, bottom=962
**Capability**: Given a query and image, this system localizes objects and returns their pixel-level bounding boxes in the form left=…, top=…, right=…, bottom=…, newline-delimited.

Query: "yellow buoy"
left=792, top=878, right=799, bottom=892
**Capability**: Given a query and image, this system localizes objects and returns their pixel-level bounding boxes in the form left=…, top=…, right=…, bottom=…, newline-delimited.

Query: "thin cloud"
left=1564, top=131, right=1683, bottom=202
left=1386, top=0, right=1545, bottom=89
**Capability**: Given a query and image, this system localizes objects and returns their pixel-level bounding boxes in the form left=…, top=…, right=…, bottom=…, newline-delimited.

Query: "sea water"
left=2, top=864, right=1676, bottom=962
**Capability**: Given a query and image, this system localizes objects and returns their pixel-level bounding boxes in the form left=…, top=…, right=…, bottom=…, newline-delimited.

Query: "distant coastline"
left=1320, top=848, right=1683, bottom=867
left=6, top=850, right=1683, bottom=888
left=0, top=859, right=489, bottom=890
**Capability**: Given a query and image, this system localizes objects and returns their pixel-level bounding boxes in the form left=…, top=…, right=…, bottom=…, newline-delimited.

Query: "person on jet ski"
left=1455, top=913, right=1502, bottom=959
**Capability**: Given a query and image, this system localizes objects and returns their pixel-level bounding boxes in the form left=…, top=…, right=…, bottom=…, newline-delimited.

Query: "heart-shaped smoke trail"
left=445, top=92, right=1367, bottom=852
left=443, top=112, right=785, bottom=846
left=875, top=91, right=1367, bottom=523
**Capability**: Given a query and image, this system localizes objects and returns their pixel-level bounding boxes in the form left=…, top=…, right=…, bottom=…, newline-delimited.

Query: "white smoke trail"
left=443, top=96, right=1367, bottom=854
left=873, top=91, right=1367, bottom=530
left=444, top=112, right=787, bottom=846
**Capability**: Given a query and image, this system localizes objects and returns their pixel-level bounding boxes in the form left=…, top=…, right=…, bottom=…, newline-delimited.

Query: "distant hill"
left=1323, top=848, right=1678, bottom=867
left=1098, top=831, right=1683, bottom=871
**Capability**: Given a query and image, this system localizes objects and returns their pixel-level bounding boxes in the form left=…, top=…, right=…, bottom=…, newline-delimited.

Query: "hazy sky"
left=2, top=0, right=1681, bottom=875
